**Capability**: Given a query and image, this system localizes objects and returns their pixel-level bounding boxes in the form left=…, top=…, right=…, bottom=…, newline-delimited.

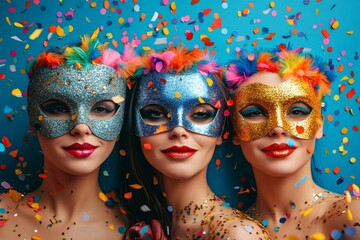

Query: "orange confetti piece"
left=210, top=17, right=222, bottom=29
left=154, top=124, right=168, bottom=134
left=2, top=136, right=12, bottom=148
left=140, top=13, right=146, bottom=21
left=129, top=184, right=143, bottom=189
left=124, top=192, right=132, bottom=199
left=253, top=27, right=260, bottom=34
left=153, top=176, right=158, bottom=185
left=264, top=32, right=276, bottom=40
left=143, top=143, right=152, bottom=151
left=223, top=131, right=229, bottom=140
left=327, top=114, right=333, bottom=122
left=104, top=0, right=110, bottom=9
left=339, top=83, right=346, bottom=93
left=336, top=64, right=344, bottom=72
left=9, top=149, right=18, bottom=158
left=333, top=166, right=340, bottom=174
left=306, top=146, right=314, bottom=154
left=48, top=25, right=57, bottom=33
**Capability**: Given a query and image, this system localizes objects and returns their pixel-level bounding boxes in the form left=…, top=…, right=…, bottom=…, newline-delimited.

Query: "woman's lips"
left=261, top=143, right=297, bottom=158
left=64, top=143, right=97, bottom=158
left=161, top=146, right=197, bottom=160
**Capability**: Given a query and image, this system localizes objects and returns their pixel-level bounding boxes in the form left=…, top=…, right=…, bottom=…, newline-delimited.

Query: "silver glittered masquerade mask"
left=134, top=70, right=227, bottom=137
left=27, top=64, right=126, bottom=140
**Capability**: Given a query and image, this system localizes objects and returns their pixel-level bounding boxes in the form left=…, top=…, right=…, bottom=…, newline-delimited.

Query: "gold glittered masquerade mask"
left=232, top=79, right=322, bottom=141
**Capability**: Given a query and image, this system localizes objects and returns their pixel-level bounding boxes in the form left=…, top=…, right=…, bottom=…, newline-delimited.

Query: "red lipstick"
left=161, top=146, right=197, bottom=160
left=64, top=143, right=97, bottom=158
left=261, top=143, right=297, bottom=158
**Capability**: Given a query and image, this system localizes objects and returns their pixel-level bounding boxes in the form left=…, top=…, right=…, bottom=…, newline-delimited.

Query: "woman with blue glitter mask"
left=226, top=44, right=360, bottom=239
left=0, top=29, right=139, bottom=239
left=122, top=44, right=271, bottom=239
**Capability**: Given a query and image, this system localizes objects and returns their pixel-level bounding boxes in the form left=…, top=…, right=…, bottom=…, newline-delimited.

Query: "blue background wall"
left=0, top=0, right=359, bottom=209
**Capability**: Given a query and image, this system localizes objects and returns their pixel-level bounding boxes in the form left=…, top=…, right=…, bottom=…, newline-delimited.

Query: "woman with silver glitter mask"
left=0, top=29, right=139, bottom=239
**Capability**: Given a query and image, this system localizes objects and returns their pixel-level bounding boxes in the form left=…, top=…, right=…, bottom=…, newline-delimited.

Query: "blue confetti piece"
left=118, top=226, right=126, bottom=234
left=345, top=227, right=357, bottom=236
left=140, top=225, right=149, bottom=234
left=222, top=202, right=230, bottom=207
left=331, top=229, right=343, bottom=240
left=261, top=219, right=268, bottom=227
left=0, top=143, right=5, bottom=152
left=286, top=138, right=295, bottom=147
left=294, top=175, right=309, bottom=187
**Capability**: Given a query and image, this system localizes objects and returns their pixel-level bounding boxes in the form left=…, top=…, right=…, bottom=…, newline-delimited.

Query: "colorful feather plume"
left=225, top=45, right=335, bottom=99
left=28, top=28, right=139, bottom=81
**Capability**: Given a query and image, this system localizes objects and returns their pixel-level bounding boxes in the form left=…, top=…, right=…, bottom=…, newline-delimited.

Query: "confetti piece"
left=99, top=192, right=108, bottom=202
left=129, top=184, right=143, bottom=189
left=294, top=175, right=308, bottom=187
left=301, top=207, right=313, bottom=216
left=2, top=136, right=11, bottom=148
left=29, top=28, right=43, bottom=40
left=143, top=143, right=152, bottom=151
left=124, top=192, right=132, bottom=199
left=140, top=205, right=151, bottom=212
left=112, top=95, right=125, bottom=103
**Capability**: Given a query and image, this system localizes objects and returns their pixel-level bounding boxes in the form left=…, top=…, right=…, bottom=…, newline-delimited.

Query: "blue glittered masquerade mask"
left=134, top=70, right=226, bottom=137
left=27, top=65, right=126, bottom=140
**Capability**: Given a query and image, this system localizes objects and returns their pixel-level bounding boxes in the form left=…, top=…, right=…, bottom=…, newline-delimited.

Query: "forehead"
left=239, top=72, right=284, bottom=89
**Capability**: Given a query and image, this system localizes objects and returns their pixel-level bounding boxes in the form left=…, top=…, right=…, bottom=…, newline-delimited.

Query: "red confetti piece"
left=339, top=83, right=346, bottom=93
left=202, top=8, right=212, bottom=16
left=321, top=29, right=329, bottom=38
left=0, top=73, right=5, bottom=80
left=147, top=81, right=153, bottom=88
left=346, top=88, right=355, bottom=99
left=124, top=192, right=132, bottom=199
left=296, top=125, right=304, bottom=134
left=143, top=143, right=152, bottom=151
left=353, top=126, right=359, bottom=132
left=210, top=17, right=222, bottom=29
left=159, top=77, right=166, bottom=84
left=191, top=0, right=200, bottom=5
left=214, top=100, right=221, bottom=109
left=0, top=164, right=6, bottom=170
left=185, top=31, right=193, bottom=40
left=2, top=136, right=12, bottom=148
left=38, top=173, right=47, bottom=179
left=215, top=159, right=221, bottom=166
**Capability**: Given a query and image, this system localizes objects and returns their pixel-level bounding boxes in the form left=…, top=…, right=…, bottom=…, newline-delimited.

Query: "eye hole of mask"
left=187, top=103, right=218, bottom=125
left=140, top=104, right=170, bottom=125
left=40, top=99, right=119, bottom=120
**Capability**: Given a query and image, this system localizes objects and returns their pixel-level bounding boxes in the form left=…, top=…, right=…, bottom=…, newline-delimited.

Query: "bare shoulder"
left=210, top=207, right=272, bottom=239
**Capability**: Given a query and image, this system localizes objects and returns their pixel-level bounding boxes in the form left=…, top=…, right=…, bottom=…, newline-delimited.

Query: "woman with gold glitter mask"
left=122, top=44, right=272, bottom=239
left=226, top=44, right=360, bottom=239
left=0, top=29, right=139, bottom=239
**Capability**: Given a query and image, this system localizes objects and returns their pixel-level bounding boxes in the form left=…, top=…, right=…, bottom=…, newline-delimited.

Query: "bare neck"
left=30, top=162, right=105, bottom=222
left=252, top=161, right=327, bottom=219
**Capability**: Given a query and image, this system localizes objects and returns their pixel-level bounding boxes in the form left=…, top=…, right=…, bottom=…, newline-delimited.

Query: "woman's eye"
left=188, top=104, right=217, bottom=124
left=90, top=101, right=119, bottom=119
left=240, top=105, right=267, bottom=119
left=140, top=105, right=170, bottom=124
left=40, top=100, right=71, bottom=119
left=287, top=103, right=312, bottom=120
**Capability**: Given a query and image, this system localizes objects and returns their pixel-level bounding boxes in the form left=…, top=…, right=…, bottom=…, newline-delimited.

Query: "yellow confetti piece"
left=269, top=1, right=275, bottom=8
left=310, top=233, right=325, bottom=240
left=8, top=189, right=22, bottom=202
left=35, top=213, right=42, bottom=221
left=38, top=115, right=44, bottom=121
left=350, top=157, right=356, bottom=164
left=75, top=62, right=82, bottom=69
left=162, top=27, right=169, bottom=35
left=340, top=127, right=348, bottom=134
left=342, top=137, right=349, bottom=144
left=14, top=22, right=24, bottom=28
left=98, top=192, right=108, bottom=202
left=129, top=184, right=143, bottom=189
left=108, top=224, right=114, bottom=230
left=348, top=78, right=355, bottom=84
left=29, top=28, right=43, bottom=40
left=286, top=18, right=295, bottom=25
left=333, top=94, right=340, bottom=101
left=90, top=2, right=97, bottom=7
left=301, top=207, right=313, bottom=216
left=345, top=190, right=352, bottom=203
left=15, top=169, right=22, bottom=175
left=170, top=1, right=176, bottom=13
left=331, top=20, right=340, bottom=29
left=206, top=77, right=213, bottom=87
left=56, top=26, right=66, bottom=37
left=347, top=208, right=353, bottom=221
left=112, top=95, right=124, bottom=104
left=25, top=44, right=29, bottom=50
left=339, top=145, right=344, bottom=152
left=288, top=235, right=300, bottom=240
left=198, top=96, right=205, bottom=103
left=68, top=25, right=74, bottom=32
left=71, top=112, right=78, bottom=121
left=31, top=236, right=41, bottom=240
left=11, top=88, right=22, bottom=97
left=174, top=91, right=181, bottom=98
left=353, top=184, right=360, bottom=192
left=29, top=202, right=40, bottom=209
left=346, top=30, right=354, bottom=35
left=105, top=33, right=113, bottom=39
left=6, top=16, right=11, bottom=26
